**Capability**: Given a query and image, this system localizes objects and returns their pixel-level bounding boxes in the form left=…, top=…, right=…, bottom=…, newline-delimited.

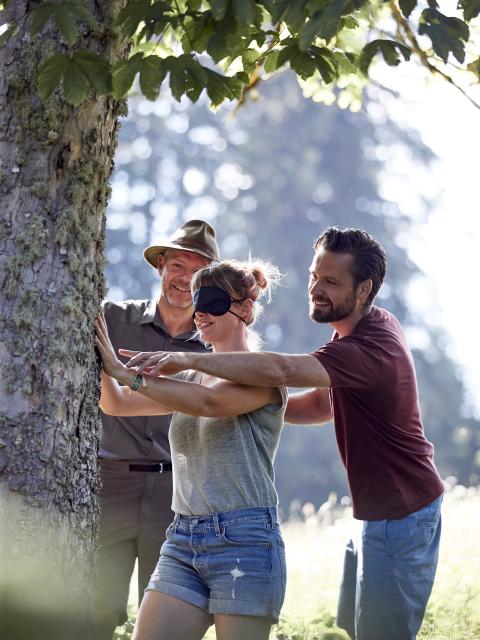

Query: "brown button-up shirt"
left=100, top=298, right=208, bottom=461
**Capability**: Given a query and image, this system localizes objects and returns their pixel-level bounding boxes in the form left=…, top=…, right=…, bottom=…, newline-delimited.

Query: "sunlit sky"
left=374, top=63, right=480, bottom=417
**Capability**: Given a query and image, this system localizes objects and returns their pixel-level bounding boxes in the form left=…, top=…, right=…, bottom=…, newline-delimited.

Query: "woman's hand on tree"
left=95, top=314, right=126, bottom=379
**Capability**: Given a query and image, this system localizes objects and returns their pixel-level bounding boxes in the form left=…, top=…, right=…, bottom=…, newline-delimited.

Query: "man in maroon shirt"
left=122, top=227, right=443, bottom=640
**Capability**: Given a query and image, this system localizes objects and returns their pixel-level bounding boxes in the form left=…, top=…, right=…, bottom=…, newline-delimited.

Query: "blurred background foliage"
left=105, top=70, right=479, bottom=514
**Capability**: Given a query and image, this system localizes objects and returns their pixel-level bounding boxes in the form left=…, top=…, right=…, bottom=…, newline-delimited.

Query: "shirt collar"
left=139, top=297, right=202, bottom=342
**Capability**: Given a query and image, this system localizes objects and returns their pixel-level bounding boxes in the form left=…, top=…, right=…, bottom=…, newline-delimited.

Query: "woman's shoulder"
left=253, top=385, right=288, bottom=416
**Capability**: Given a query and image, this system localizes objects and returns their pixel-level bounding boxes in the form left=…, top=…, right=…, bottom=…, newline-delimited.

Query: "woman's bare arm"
left=96, top=314, right=281, bottom=418
left=99, top=371, right=173, bottom=416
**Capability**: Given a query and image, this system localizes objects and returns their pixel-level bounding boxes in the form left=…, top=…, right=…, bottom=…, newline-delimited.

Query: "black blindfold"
left=192, top=286, right=247, bottom=323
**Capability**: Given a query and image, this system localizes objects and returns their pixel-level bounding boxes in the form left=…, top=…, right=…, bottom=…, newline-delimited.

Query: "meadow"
left=115, top=486, right=480, bottom=640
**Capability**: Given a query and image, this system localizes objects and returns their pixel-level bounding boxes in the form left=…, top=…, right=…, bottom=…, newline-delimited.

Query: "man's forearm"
left=188, top=351, right=330, bottom=388
left=187, top=351, right=283, bottom=386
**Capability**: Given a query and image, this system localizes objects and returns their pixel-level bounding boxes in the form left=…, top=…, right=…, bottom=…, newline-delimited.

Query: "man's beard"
left=309, top=291, right=357, bottom=324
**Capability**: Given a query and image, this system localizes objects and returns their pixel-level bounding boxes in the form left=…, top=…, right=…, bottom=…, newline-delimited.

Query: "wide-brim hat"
left=144, top=219, right=220, bottom=268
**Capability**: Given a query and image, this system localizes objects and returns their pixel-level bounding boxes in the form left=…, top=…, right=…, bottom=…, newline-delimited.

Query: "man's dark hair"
left=314, top=227, right=387, bottom=307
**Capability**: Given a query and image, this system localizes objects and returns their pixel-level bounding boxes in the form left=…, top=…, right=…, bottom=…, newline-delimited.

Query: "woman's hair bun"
left=247, top=258, right=282, bottom=300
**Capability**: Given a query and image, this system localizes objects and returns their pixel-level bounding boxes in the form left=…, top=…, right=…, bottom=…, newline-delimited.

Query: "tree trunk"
left=0, top=2, right=127, bottom=637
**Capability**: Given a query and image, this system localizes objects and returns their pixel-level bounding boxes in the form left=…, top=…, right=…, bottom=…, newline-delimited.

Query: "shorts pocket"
left=221, top=521, right=272, bottom=548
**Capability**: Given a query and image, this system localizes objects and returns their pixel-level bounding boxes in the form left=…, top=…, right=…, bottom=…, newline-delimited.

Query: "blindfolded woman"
left=96, top=259, right=287, bottom=640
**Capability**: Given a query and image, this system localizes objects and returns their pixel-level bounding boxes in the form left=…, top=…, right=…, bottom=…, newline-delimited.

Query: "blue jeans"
left=337, top=495, right=442, bottom=640
left=147, top=507, right=286, bottom=622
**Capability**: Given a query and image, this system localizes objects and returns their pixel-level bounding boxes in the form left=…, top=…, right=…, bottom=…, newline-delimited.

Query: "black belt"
left=129, top=462, right=172, bottom=473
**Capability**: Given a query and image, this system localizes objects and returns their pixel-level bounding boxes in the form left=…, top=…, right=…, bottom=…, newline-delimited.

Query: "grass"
left=114, top=487, right=480, bottom=640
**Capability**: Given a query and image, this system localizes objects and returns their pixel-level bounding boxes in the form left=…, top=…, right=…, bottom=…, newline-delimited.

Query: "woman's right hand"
left=95, top=313, right=126, bottom=379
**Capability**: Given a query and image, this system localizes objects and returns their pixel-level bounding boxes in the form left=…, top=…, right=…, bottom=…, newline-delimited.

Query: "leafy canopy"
left=1, top=0, right=479, bottom=107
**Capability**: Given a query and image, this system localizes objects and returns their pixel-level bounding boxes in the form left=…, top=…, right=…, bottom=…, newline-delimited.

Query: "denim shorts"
left=146, top=507, right=286, bottom=622
left=337, top=494, right=443, bottom=640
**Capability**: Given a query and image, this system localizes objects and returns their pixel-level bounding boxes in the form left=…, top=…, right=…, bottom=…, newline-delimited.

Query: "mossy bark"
left=0, top=2, right=127, bottom=638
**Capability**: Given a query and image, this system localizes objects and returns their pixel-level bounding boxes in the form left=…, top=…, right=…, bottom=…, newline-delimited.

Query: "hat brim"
left=144, top=243, right=216, bottom=268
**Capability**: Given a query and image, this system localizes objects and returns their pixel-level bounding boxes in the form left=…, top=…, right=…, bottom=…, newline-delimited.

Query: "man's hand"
left=118, top=349, right=193, bottom=376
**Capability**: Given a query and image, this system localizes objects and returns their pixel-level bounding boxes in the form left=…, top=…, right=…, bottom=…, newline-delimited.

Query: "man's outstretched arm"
left=120, top=350, right=331, bottom=389
left=285, top=388, right=333, bottom=425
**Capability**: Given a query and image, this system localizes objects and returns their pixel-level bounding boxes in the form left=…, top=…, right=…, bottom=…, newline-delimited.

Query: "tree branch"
left=389, top=0, right=480, bottom=111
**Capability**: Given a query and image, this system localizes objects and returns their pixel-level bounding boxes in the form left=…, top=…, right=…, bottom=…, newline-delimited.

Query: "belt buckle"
left=158, top=462, right=165, bottom=473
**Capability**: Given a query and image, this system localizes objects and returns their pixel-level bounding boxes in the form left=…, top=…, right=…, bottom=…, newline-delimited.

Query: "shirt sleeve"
left=262, top=385, right=288, bottom=414
left=311, top=337, right=383, bottom=390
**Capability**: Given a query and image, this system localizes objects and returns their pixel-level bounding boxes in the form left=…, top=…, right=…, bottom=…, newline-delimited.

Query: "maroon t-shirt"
left=312, top=306, right=443, bottom=521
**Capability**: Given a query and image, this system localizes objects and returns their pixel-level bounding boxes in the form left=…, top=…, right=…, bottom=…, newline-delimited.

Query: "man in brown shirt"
left=124, top=227, right=443, bottom=640
left=94, top=220, right=220, bottom=639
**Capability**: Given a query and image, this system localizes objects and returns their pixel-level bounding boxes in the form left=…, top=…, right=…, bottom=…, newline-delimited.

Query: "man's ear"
left=358, top=279, right=373, bottom=304
left=157, top=253, right=165, bottom=277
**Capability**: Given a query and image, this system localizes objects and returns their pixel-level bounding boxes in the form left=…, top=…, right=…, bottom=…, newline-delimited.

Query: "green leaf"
left=298, top=12, right=324, bottom=50
left=270, top=0, right=292, bottom=23
left=38, top=50, right=111, bottom=104
left=182, top=13, right=214, bottom=53
left=419, top=8, right=469, bottom=63
left=466, top=55, right=480, bottom=75
left=74, top=51, right=112, bottom=94
left=30, top=2, right=57, bottom=36
left=185, top=76, right=204, bottom=103
left=332, top=50, right=358, bottom=74
left=284, top=1, right=309, bottom=34
left=317, top=0, right=362, bottom=42
left=205, top=68, right=242, bottom=106
left=182, top=55, right=207, bottom=98
left=69, top=0, right=98, bottom=31
left=112, top=52, right=144, bottom=99
left=139, top=17, right=168, bottom=41
left=117, top=0, right=149, bottom=37
left=37, top=53, right=69, bottom=100
left=206, top=17, right=242, bottom=63
left=338, top=14, right=359, bottom=30
left=140, top=1, right=171, bottom=39
left=251, top=29, right=267, bottom=47
left=310, top=46, right=338, bottom=83
left=289, top=47, right=316, bottom=79
left=233, top=0, right=256, bottom=24
left=211, top=0, right=229, bottom=21
left=169, top=58, right=186, bottom=101
left=55, top=4, right=79, bottom=45
left=263, top=49, right=280, bottom=73
left=205, top=69, right=227, bottom=105
left=276, top=44, right=296, bottom=69
left=360, top=39, right=411, bottom=75
left=242, top=47, right=259, bottom=71
left=235, top=71, right=249, bottom=83
left=259, top=0, right=275, bottom=13
left=168, top=54, right=208, bottom=102
left=300, top=1, right=353, bottom=44
left=138, top=56, right=166, bottom=100
left=30, top=1, right=97, bottom=41
left=63, top=58, right=88, bottom=106
left=458, top=0, right=480, bottom=22
left=399, top=0, right=416, bottom=18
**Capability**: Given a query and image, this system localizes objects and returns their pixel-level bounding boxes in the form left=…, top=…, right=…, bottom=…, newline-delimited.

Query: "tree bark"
left=0, top=2, right=127, bottom=637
